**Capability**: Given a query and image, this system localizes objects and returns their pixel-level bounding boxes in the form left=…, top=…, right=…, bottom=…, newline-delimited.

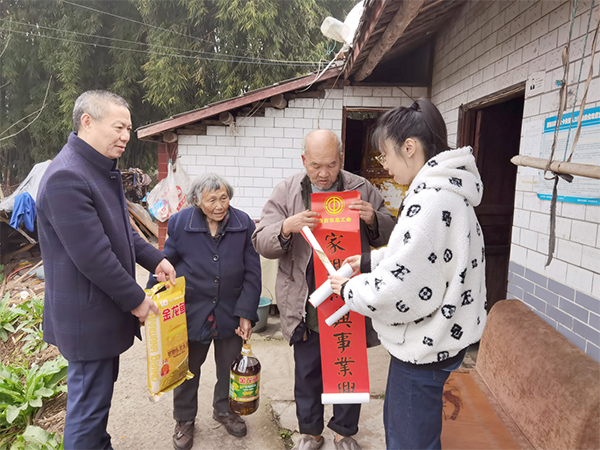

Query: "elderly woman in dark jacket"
left=148, top=173, right=261, bottom=450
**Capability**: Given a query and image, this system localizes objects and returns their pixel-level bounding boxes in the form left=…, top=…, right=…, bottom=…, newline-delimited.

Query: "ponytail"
left=372, top=98, right=450, bottom=160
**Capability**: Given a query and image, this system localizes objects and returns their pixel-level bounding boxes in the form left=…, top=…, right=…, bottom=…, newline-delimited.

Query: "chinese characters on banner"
left=311, top=191, right=370, bottom=404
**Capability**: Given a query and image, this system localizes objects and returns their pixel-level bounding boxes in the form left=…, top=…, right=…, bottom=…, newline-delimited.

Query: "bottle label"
left=229, top=372, right=260, bottom=402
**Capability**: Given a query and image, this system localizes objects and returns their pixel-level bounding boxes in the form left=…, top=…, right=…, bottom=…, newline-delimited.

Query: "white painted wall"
left=176, top=86, right=423, bottom=218
left=431, top=0, right=600, bottom=360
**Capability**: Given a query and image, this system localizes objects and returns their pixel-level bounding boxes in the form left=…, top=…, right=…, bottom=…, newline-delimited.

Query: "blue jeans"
left=384, top=355, right=463, bottom=450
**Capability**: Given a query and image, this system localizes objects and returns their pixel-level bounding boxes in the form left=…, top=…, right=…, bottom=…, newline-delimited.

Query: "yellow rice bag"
left=144, top=276, right=193, bottom=401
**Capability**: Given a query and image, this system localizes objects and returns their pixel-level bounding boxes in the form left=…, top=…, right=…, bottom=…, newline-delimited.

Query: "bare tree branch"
left=0, top=105, right=41, bottom=137
left=0, top=76, right=52, bottom=143
left=0, top=34, right=11, bottom=59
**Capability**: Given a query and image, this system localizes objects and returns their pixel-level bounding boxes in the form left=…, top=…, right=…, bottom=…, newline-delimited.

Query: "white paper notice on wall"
left=519, top=120, right=544, bottom=176
left=525, top=71, right=545, bottom=98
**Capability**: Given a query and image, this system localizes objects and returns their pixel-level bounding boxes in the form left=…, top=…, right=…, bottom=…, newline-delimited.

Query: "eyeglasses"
left=375, top=154, right=386, bottom=166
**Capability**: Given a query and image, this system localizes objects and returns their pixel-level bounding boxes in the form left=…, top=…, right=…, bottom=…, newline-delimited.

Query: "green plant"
left=14, top=298, right=43, bottom=330
left=279, top=429, right=293, bottom=439
left=0, top=426, right=63, bottom=450
left=14, top=326, right=47, bottom=356
left=0, top=357, right=68, bottom=432
left=0, top=294, right=25, bottom=342
left=13, top=298, right=46, bottom=355
left=0, top=265, right=4, bottom=284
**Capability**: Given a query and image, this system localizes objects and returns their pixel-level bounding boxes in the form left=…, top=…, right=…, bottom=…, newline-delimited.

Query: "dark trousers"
left=293, top=329, right=361, bottom=437
left=64, top=356, right=119, bottom=450
left=173, top=335, right=242, bottom=421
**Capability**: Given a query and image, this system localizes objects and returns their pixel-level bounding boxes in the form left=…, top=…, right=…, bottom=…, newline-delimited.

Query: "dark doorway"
left=459, top=91, right=524, bottom=311
left=343, top=109, right=406, bottom=216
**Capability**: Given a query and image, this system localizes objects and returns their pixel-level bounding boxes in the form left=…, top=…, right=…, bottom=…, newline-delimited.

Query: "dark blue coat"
left=37, top=133, right=165, bottom=361
left=148, top=206, right=261, bottom=341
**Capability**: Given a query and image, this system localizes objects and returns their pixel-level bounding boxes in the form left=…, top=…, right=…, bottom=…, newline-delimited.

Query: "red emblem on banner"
left=310, top=190, right=370, bottom=404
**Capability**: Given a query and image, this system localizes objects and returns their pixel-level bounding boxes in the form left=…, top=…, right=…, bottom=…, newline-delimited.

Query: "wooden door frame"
left=458, top=82, right=526, bottom=153
left=458, top=85, right=526, bottom=309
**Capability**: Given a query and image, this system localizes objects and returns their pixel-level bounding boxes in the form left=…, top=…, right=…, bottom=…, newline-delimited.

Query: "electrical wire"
left=0, top=17, right=323, bottom=66
left=0, top=26, right=322, bottom=67
left=0, top=76, right=52, bottom=143
left=61, top=0, right=215, bottom=45
left=60, top=0, right=323, bottom=66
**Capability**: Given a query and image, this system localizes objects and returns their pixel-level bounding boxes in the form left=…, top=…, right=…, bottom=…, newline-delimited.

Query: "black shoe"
left=173, top=420, right=194, bottom=450
left=212, top=410, right=247, bottom=438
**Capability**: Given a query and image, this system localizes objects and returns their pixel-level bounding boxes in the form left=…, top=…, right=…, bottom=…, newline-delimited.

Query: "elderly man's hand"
left=349, top=200, right=375, bottom=227
left=236, top=318, right=253, bottom=341
left=281, top=210, right=320, bottom=238
left=155, top=258, right=176, bottom=286
left=131, top=295, right=159, bottom=323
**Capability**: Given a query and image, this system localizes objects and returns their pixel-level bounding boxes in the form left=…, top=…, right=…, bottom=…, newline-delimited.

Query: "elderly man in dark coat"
left=147, top=172, right=261, bottom=450
left=37, top=90, right=176, bottom=450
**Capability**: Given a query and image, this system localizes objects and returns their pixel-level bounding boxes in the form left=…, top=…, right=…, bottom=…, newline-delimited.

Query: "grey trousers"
left=173, top=335, right=242, bottom=421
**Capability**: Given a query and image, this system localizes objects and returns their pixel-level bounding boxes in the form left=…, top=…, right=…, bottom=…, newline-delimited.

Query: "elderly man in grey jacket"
left=252, top=130, right=395, bottom=450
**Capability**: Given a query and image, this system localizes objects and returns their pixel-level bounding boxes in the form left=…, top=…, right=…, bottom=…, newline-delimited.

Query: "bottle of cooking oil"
left=229, top=340, right=261, bottom=415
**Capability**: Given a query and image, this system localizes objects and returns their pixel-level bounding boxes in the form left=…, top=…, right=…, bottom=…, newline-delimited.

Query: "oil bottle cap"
left=242, top=340, right=251, bottom=352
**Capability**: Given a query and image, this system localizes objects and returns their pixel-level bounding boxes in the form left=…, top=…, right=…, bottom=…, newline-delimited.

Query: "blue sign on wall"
left=538, top=106, right=600, bottom=205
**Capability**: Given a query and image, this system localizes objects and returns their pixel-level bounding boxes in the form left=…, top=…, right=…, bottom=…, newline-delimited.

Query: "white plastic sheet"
left=0, top=160, right=52, bottom=212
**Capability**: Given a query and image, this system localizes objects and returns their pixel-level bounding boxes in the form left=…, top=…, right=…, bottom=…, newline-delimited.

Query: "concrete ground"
left=107, top=310, right=391, bottom=450
left=107, top=266, right=476, bottom=450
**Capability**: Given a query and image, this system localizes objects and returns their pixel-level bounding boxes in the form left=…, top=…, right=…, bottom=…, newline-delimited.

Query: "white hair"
left=187, top=172, right=234, bottom=205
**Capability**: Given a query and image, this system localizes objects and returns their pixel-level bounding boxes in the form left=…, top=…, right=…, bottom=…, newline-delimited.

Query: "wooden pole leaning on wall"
left=511, top=155, right=600, bottom=180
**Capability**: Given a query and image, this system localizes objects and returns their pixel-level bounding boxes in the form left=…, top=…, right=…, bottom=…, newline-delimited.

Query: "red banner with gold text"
left=311, top=191, right=370, bottom=404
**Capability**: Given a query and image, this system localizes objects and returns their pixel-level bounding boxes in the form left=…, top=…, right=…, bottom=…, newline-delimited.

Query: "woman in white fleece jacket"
left=331, top=99, right=487, bottom=450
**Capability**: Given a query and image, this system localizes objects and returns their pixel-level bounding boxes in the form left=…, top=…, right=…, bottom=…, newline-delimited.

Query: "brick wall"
left=176, top=86, right=422, bottom=219
left=431, top=0, right=600, bottom=360
left=508, top=261, right=599, bottom=360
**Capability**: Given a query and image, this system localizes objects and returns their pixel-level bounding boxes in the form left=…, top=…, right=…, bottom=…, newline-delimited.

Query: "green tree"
left=0, top=0, right=354, bottom=186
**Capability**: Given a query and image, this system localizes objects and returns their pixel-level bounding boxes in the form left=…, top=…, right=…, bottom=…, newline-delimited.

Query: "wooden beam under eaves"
left=345, top=0, right=388, bottom=79
left=355, top=0, right=425, bottom=82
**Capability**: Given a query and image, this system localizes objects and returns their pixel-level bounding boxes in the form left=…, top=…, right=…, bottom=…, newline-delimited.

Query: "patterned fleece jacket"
left=342, top=147, right=487, bottom=365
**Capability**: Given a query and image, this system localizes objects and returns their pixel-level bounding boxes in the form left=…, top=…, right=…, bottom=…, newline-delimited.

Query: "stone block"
left=255, top=137, right=274, bottom=147
left=548, top=277, right=575, bottom=300
left=547, top=304, right=574, bottom=328
left=531, top=15, right=550, bottom=41
left=284, top=108, right=304, bottom=118
left=560, top=297, right=590, bottom=322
